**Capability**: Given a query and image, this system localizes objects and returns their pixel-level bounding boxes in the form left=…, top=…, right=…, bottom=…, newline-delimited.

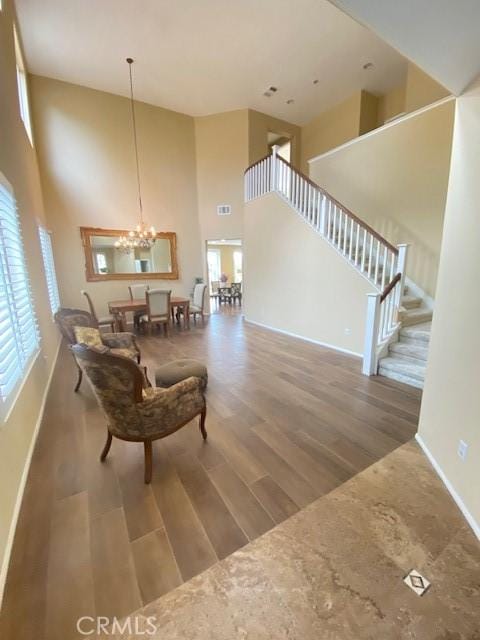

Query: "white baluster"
left=374, top=239, right=380, bottom=284
left=381, top=246, right=387, bottom=289
left=355, top=223, right=360, bottom=265
left=319, top=194, right=326, bottom=235
left=367, top=235, right=374, bottom=278
left=396, top=244, right=409, bottom=309
left=361, top=229, right=367, bottom=271
left=348, top=218, right=354, bottom=260
left=343, top=213, right=348, bottom=254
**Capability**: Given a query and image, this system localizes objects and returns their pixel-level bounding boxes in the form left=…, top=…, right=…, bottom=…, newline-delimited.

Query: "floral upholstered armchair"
left=54, top=307, right=141, bottom=391
left=71, top=344, right=207, bottom=483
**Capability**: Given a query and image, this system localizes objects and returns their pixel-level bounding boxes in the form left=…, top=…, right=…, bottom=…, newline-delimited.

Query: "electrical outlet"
left=458, top=440, right=468, bottom=461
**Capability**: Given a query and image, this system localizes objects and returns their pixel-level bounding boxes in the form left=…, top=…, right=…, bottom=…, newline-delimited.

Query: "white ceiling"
left=15, top=0, right=407, bottom=124
left=331, top=0, right=480, bottom=95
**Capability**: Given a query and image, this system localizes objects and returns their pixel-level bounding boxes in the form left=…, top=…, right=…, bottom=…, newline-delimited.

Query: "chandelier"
left=115, top=58, right=156, bottom=253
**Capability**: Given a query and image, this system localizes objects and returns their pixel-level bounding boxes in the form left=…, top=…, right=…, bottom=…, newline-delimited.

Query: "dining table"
left=108, top=297, right=191, bottom=332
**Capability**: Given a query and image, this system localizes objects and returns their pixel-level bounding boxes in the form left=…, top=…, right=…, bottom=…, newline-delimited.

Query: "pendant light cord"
left=127, top=58, right=143, bottom=221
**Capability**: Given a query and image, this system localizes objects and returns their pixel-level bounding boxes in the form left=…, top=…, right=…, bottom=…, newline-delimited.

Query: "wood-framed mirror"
left=80, top=227, right=179, bottom=282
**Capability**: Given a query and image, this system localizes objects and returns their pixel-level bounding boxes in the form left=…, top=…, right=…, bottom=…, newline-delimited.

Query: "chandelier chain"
left=128, top=58, right=143, bottom=221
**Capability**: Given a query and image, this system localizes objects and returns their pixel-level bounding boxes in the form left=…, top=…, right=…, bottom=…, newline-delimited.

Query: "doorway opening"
left=268, top=131, right=291, bottom=162
left=206, top=239, right=243, bottom=311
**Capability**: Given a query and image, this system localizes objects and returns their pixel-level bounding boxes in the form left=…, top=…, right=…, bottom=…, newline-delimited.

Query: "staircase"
left=244, top=147, right=432, bottom=389
left=378, top=287, right=432, bottom=388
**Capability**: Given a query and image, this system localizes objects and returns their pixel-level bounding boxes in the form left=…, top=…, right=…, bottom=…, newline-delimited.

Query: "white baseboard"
left=244, top=317, right=362, bottom=358
left=415, top=433, right=480, bottom=540
left=0, top=337, right=62, bottom=606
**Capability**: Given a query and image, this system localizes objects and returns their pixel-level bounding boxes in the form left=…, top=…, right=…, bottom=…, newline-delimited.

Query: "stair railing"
left=244, top=146, right=409, bottom=376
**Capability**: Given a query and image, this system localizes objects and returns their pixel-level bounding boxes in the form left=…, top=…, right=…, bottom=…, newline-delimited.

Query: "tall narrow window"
left=14, top=25, right=33, bottom=145
left=0, top=173, right=39, bottom=406
left=39, top=227, right=60, bottom=314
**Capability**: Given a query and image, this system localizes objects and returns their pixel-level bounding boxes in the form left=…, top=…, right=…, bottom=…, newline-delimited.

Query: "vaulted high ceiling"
left=331, top=0, right=480, bottom=95
left=15, top=0, right=407, bottom=124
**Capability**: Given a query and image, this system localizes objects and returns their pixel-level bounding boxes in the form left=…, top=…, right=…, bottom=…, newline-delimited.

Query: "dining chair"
left=140, top=289, right=171, bottom=335
left=210, top=281, right=220, bottom=307
left=71, top=344, right=207, bottom=483
left=81, top=290, right=115, bottom=331
left=129, top=283, right=149, bottom=329
left=190, top=283, right=207, bottom=322
left=230, top=282, right=242, bottom=305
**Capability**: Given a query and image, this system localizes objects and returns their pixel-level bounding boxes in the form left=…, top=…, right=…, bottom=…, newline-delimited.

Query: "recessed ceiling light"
left=363, top=62, right=374, bottom=70
left=286, top=99, right=294, bottom=104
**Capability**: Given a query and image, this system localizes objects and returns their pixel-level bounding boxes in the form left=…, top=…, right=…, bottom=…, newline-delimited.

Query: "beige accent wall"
left=405, top=63, right=450, bottom=113
left=0, top=1, right=60, bottom=594
left=309, top=99, right=455, bottom=297
left=248, top=110, right=300, bottom=167
left=376, top=63, right=449, bottom=127
left=418, top=84, right=480, bottom=531
left=195, top=110, right=249, bottom=245
left=244, top=193, right=374, bottom=355
left=359, top=91, right=379, bottom=135
left=30, top=75, right=203, bottom=314
left=300, top=93, right=361, bottom=172
left=377, top=85, right=406, bottom=126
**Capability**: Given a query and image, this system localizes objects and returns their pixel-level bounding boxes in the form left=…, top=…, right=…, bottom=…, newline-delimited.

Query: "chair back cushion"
left=147, top=289, right=171, bottom=317
left=74, top=326, right=103, bottom=348
left=54, top=308, right=98, bottom=344
left=129, top=284, right=149, bottom=300
left=71, top=344, right=146, bottom=438
left=231, top=282, right=242, bottom=295
left=193, top=283, right=206, bottom=309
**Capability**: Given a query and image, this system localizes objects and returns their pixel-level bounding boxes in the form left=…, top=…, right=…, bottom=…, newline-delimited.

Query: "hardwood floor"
left=0, top=307, right=422, bottom=638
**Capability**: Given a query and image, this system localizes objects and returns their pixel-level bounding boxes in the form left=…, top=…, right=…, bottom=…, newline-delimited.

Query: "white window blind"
left=39, top=226, right=60, bottom=314
left=0, top=174, right=39, bottom=402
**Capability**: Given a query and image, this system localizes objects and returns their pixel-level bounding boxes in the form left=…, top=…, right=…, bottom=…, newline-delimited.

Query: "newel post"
left=362, top=293, right=381, bottom=376
left=270, top=144, right=279, bottom=192
left=395, top=243, right=409, bottom=308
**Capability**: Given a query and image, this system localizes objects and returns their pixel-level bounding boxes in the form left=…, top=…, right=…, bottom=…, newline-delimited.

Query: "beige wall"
left=0, top=1, right=60, bottom=594
left=359, top=90, right=379, bottom=135
left=248, top=110, right=300, bottom=168
left=418, top=85, right=480, bottom=532
left=30, top=75, right=203, bottom=314
left=405, top=63, right=450, bottom=113
left=377, top=85, right=406, bottom=126
left=309, top=99, right=455, bottom=297
left=376, top=63, right=449, bottom=127
left=300, top=93, right=361, bottom=171
left=244, top=193, right=374, bottom=355
left=195, top=110, right=249, bottom=247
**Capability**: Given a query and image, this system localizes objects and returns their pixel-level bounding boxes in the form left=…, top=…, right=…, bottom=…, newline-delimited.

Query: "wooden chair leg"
left=100, top=431, right=112, bottom=461
left=199, top=405, right=207, bottom=440
left=144, top=440, right=153, bottom=484
left=74, top=364, right=83, bottom=393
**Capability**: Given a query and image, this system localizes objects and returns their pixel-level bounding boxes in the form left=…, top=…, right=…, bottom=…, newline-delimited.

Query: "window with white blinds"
left=0, top=174, right=39, bottom=404
left=38, top=227, right=60, bottom=314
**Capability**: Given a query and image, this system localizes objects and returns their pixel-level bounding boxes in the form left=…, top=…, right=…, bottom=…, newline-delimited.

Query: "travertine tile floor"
left=116, top=441, right=480, bottom=640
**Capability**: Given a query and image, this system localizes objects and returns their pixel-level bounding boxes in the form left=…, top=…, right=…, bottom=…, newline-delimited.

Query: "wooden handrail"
left=274, top=155, right=399, bottom=256
left=380, top=272, right=401, bottom=303
left=243, top=153, right=271, bottom=174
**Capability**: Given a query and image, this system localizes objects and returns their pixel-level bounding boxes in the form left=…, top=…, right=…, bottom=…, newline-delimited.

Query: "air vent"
left=217, top=204, right=231, bottom=216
